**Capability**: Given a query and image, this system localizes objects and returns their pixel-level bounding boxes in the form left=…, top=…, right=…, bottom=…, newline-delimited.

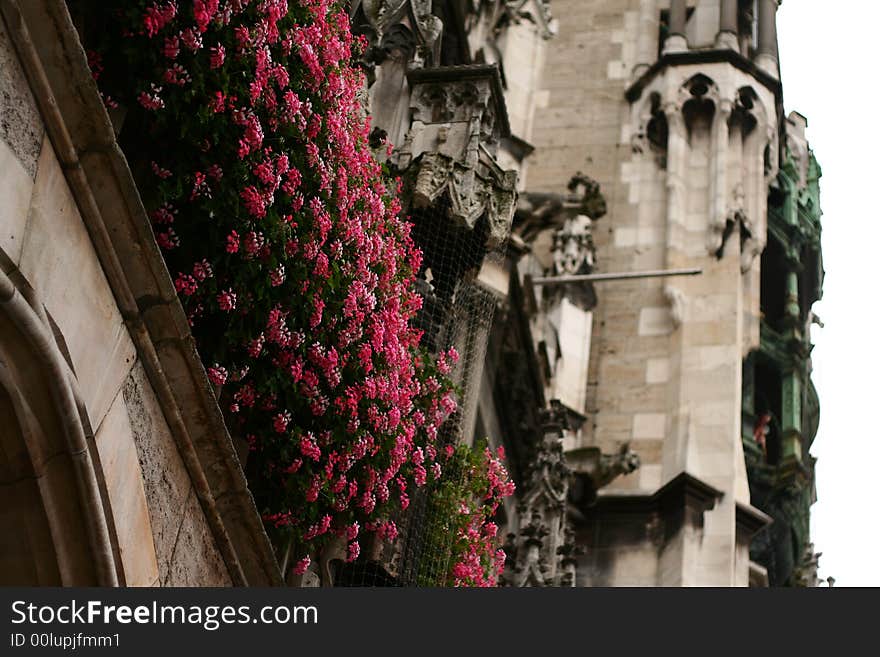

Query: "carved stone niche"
left=393, top=65, right=518, bottom=249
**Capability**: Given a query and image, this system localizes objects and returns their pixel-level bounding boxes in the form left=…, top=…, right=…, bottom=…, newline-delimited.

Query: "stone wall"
left=0, top=10, right=237, bottom=587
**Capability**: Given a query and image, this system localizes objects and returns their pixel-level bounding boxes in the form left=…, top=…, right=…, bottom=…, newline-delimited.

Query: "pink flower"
left=299, top=433, right=321, bottom=461
left=273, top=412, right=290, bottom=434
left=225, top=230, right=239, bottom=253
left=217, top=289, right=236, bottom=311
left=137, top=85, right=164, bottom=111
left=174, top=273, right=197, bottom=296
left=163, top=35, right=179, bottom=59
left=209, top=91, right=226, bottom=113
left=291, top=556, right=310, bottom=576
left=207, top=366, right=228, bottom=385
left=193, top=0, right=219, bottom=33
left=207, top=164, right=223, bottom=181
left=209, top=44, right=226, bottom=68
left=142, top=2, right=176, bottom=38
left=180, top=27, right=203, bottom=52
left=241, top=186, right=267, bottom=218
left=151, top=161, right=172, bottom=179
left=156, top=230, right=179, bottom=250
left=269, top=265, right=286, bottom=287
left=190, top=171, right=209, bottom=199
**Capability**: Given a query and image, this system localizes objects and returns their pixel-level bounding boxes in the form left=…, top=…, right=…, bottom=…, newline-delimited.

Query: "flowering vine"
left=419, top=442, right=515, bottom=587
left=79, top=0, right=513, bottom=582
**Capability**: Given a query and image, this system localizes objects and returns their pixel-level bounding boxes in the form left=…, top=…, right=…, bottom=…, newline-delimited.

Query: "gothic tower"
left=527, top=0, right=819, bottom=586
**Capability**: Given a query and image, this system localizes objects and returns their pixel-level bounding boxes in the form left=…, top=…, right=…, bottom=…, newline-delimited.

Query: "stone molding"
left=735, top=501, right=773, bottom=544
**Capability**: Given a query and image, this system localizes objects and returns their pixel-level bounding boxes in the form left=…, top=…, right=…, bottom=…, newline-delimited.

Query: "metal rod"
left=531, top=268, right=702, bottom=285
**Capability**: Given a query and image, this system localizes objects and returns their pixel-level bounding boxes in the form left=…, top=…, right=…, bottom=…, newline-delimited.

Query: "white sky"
left=777, top=1, right=880, bottom=586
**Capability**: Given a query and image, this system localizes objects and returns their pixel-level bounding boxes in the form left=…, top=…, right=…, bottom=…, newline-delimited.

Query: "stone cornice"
left=407, top=64, right=511, bottom=138
left=577, top=472, right=723, bottom=547
left=589, top=471, right=722, bottom=518
left=625, top=49, right=783, bottom=105
left=735, top=502, right=773, bottom=542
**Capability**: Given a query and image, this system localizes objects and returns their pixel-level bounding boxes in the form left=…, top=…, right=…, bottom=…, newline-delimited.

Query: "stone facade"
left=0, top=1, right=279, bottom=587
left=0, top=0, right=822, bottom=588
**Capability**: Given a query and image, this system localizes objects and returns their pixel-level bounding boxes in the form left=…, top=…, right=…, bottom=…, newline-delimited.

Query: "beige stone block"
left=165, top=488, right=232, bottom=587
left=691, top=293, right=738, bottom=322
left=632, top=412, right=665, bottom=440
left=638, top=464, right=662, bottom=492
left=0, top=138, right=34, bottom=265
left=94, top=391, right=159, bottom=586
left=534, top=89, right=550, bottom=109
left=476, top=258, right=509, bottom=297
left=638, top=306, right=673, bottom=336
left=122, top=364, right=194, bottom=584
left=607, top=60, right=627, bottom=80
left=690, top=400, right=735, bottom=427
left=612, top=546, right=658, bottom=586
left=18, top=136, right=137, bottom=428
left=645, top=358, right=669, bottom=384
left=680, top=345, right=736, bottom=372
left=636, top=225, right=664, bottom=247
left=629, top=438, right=664, bottom=466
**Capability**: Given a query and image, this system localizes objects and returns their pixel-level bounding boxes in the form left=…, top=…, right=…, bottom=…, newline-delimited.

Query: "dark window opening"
left=760, top=236, right=787, bottom=331
left=798, top=246, right=819, bottom=324
left=754, top=359, right=782, bottom=465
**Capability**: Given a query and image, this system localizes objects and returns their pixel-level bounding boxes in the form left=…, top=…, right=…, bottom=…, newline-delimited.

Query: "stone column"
left=663, top=0, right=688, bottom=54
left=634, top=0, right=659, bottom=78
left=716, top=0, right=739, bottom=51
left=708, top=99, right=733, bottom=254
left=664, top=103, right=688, bottom=247
left=756, top=0, right=779, bottom=76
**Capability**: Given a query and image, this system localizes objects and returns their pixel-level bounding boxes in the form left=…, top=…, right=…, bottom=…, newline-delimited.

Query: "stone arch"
left=0, top=270, right=119, bottom=586
left=631, top=91, right=669, bottom=169
left=681, top=73, right=721, bottom=141
left=732, top=86, right=765, bottom=137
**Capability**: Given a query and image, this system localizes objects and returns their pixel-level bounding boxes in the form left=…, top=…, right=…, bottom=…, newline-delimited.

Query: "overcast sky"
left=776, top=1, right=880, bottom=586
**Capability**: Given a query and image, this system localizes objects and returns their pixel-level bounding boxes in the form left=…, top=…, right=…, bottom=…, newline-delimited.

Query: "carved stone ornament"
left=395, top=65, right=518, bottom=249
left=500, top=403, right=579, bottom=587
left=567, top=442, right=642, bottom=508
left=408, top=152, right=517, bottom=248
left=552, top=215, right=595, bottom=276
left=350, top=0, right=443, bottom=71
left=478, top=0, right=557, bottom=40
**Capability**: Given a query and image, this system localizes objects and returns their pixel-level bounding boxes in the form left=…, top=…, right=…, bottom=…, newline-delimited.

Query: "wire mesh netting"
left=334, top=197, right=507, bottom=586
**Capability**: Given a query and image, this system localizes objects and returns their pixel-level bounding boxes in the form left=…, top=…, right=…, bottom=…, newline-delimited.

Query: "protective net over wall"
left=335, top=195, right=509, bottom=586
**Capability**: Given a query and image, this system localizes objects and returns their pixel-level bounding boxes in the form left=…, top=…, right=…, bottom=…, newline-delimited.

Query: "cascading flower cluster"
left=448, top=445, right=515, bottom=587
left=81, top=0, right=513, bottom=582
left=83, top=0, right=437, bottom=560
left=416, top=442, right=514, bottom=587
